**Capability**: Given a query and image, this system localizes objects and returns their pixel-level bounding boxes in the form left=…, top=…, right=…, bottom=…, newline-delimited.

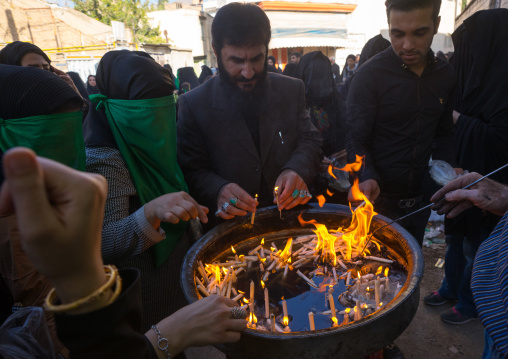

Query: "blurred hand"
left=320, top=156, right=332, bottom=173
left=146, top=295, right=246, bottom=357
left=274, top=169, right=311, bottom=210
left=216, top=183, right=257, bottom=220
left=0, top=147, right=107, bottom=304
left=431, top=172, right=508, bottom=218
left=348, top=179, right=380, bottom=207
left=144, top=192, right=208, bottom=228
left=51, top=65, right=83, bottom=99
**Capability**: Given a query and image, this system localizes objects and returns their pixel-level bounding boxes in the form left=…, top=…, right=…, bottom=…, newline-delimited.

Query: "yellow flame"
left=288, top=257, right=291, bottom=264
left=270, top=247, right=276, bottom=252
left=215, top=266, right=221, bottom=285
left=238, top=290, right=245, bottom=294
left=299, top=215, right=338, bottom=266
left=317, top=195, right=326, bottom=207
left=366, top=286, right=370, bottom=291
left=231, top=246, right=236, bottom=254
left=345, top=308, right=351, bottom=313
left=332, top=317, right=338, bottom=325
left=362, top=304, right=368, bottom=309
left=252, top=313, right=257, bottom=324
left=255, top=193, right=258, bottom=199
left=243, top=298, right=249, bottom=304
left=384, top=268, right=389, bottom=277
left=239, top=254, right=245, bottom=259
left=376, top=266, right=383, bottom=276
left=379, top=302, right=383, bottom=307
left=358, top=272, right=361, bottom=280
left=274, top=186, right=279, bottom=194
left=261, top=280, right=265, bottom=289
left=327, top=164, right=337, bottom=179
left=280, top=238, right=293, bottom=261
left=283, top=316, right=289, bottom=326
left=261, top=238, right=264, bottom=245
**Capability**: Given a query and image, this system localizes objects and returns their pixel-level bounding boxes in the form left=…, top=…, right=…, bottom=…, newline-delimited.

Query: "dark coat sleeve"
left=345, top=70, right=381, bottom=184
left=54, top=269, right=157, bottom=359
left=431, top=85, right=456, bottom=167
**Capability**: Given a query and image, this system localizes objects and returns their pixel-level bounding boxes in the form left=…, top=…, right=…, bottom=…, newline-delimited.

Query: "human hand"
left=144, top=191, right=209, bottom=229
left=216, top=183, right=257, bottom=220
left=431, top=172, right=508, bottom=218
left=348, top=179, right=380, bottom=207
left=320, top=156, right=333, bottom=173
left=274, top=169, right=311, bottom=210
left=145, top=295, right=246, bottom=357
left=50, top=65, right=83, bottom=99
left=0, top=147, right=108, bottom=304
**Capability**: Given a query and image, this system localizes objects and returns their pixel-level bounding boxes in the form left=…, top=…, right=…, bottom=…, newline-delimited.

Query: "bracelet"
left=45, top=265, right=122, bottom=313
left=151, top=325, right=172, bottom=359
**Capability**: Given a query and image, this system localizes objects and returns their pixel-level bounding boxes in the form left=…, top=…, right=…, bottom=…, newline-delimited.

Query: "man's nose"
left=241, top=63, right=255, bottom=80
left=402, top=37, right=415, bottom=51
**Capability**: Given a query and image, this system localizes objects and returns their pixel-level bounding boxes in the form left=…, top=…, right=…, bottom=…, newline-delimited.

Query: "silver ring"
left=222, top=202, right=230, bottom=212
left=215, top=208, right=222, bottom=217
left=230, top=307, right=248, bottom=319
left=299, top=190, right=307, bottom=198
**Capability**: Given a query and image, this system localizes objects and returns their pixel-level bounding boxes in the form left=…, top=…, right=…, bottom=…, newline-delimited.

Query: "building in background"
left=454, top=0, right=508, bottom=27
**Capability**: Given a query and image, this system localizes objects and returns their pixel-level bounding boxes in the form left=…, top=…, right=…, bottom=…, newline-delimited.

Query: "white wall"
left=148, top=9, right=204, bottom=58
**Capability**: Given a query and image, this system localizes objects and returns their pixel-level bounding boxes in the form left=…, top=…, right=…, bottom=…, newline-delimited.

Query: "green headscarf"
left=90, top=94, right=188, bottom=267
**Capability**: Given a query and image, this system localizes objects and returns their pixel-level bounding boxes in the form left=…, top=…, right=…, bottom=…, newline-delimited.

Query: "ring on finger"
left=229, top=197, right=238, bottom=206
left=292, top=189, right=300, bottom=199
left=214, top=208, right=222, bottom=217
left=222, top=202, right=230, bottom=212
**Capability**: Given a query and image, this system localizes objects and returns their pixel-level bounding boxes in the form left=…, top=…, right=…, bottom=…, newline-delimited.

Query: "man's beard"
left=217, top=55, right=270, bottom=116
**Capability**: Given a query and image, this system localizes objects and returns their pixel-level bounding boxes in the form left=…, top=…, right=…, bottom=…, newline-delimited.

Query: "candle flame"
left=379, top=302, right=383, bottom=307
left=274, top=186, right=279, bottom=194
left=366, top=286, right=370, bottom=291
left=327, top=164, right=337, bottom=179
left=248, top=312, right=258, bottom=324
left=376, top=266, right=383, bottom=276
left=270, top=247, right=276, bottom=252
left=317, top=195, right=326, bottom=207
left=238, top=290, right=244, bottom=294
left=332, top=317, right=338, bottom=325
left=345, top=308, right=351, bottom=313
left=261, top=238, right=264, bottom=245
left=283, top=316, right=289, bottom=326
left=215, top=266, right=221, bottom=285
left=280, top=238, right=293, bottom=261
left=384, top=268, right=389, bottom=277
left=231, top=246, right=236, bottom=254
left=243, top=298, right=249, bottom=304
left=261, top=280, right=265, bottom=289
left=326, top=189, right=334, bottom=196
left=362, top=304, right=369, bottom=309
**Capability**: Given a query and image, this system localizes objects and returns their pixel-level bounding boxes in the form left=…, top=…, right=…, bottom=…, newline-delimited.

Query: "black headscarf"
left=267, top=64, right=278, bottom=73
left=198, top=65, right=213, bottom=84
left=177, top=67, right=199, bottom=91
left=164, top=64, right=177, bottom=85
left=358, top=34, right=391, bottom=67
left=68, top=71, right=89, bottom=100
left=0, top=64, right=82, bottom=182
left=282, top=62, right=297, bottom=78
left=294, top=51, right=343, bottom=155
left=87, top=75, right=100, bottom=96
left=82, top=50, right=175, bottom=148
left=446, top=8, right=508, bottom=237
left=0, top=41, right=51, bottom=66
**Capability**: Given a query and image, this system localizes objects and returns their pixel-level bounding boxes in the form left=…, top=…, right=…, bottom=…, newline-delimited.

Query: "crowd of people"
left=0, top=0, right=507, bottom=358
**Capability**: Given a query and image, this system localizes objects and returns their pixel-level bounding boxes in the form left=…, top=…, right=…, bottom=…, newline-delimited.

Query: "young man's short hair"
left=291, top=52, right=301, bottom=59
left=212, top=3, right=271, bottom=52
left=385, top=0, right=441, bottom=24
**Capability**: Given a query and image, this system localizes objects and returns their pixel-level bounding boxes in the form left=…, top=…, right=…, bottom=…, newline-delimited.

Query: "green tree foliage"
left=75, top=0, right=165, bottom=44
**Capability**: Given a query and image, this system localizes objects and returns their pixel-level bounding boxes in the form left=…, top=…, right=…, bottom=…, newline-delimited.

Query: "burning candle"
left=264, top=288, right=270, bottom=318
left=308, top=312, right=315, bottom=330
left=375, top=277, right=381, bottom=310
left=385, top=268, right=391, bottom=294
left=275, top=186, right=282, bottom=219
left=328, top=293, right=337, bottom=325
left=356, top=273, right=361, bottom=293
left=343, top=308, right=350, bottom=325
left=250, top=194, right=258, bottom=225
left=282, top=298, right=289, bottom=326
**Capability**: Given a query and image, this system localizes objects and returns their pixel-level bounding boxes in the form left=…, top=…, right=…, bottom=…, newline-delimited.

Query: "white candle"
left=250, top=194, right=258, bottom=224
left=343, top=309, right=350, bottom=325
left=270, top=313, right=276, bottom=332
left=328, top=293, right=336, bottom=323
left=250, top=280, right=255, bottom=304
left=282, top=299, right=289, bottom=320
left=375, top=277, right=380, bottom=309
left=283, top=263, right=289, bottom=277
left=308, top=312, right=315, bottom=330
left=264, top=288, right=270, bottom=319
left=346, top=271, right=351, bottom=286
left=332, top=267, right=338, bottom=284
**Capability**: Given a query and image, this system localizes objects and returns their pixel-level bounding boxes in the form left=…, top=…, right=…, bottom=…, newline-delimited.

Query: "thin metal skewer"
left=359, top=163, right=508, bottom=255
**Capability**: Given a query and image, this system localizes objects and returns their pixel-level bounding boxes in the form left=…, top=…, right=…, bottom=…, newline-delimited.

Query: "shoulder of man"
left=179, top=75, right=217, bottom=104
left=268, top=72, right=304, bottom=91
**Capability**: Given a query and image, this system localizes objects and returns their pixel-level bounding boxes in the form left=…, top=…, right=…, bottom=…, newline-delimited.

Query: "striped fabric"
left=86, top=147, right=190, bottom=331
left=471, top=212, right=508, bottom=357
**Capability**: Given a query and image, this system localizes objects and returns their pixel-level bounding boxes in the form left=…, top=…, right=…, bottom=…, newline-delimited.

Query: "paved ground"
left=185, top=221, right=485, bottom=359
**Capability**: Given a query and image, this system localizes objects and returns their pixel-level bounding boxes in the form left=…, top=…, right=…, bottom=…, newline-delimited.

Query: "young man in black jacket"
left=346, top=0, right=456, bottom=246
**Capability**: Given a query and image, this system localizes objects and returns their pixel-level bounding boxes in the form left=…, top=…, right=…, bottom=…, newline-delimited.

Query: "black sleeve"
left=55, top=269, right=157, bottom=359
left=432, top=85, right=456, bottom=167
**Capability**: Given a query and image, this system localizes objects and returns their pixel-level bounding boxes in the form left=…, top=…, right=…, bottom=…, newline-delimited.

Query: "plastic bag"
left=0, top=307, right=55, bottom=359
left=326, top=159, right=351, bottom=192
left=429, top=160, right=468, bottom=186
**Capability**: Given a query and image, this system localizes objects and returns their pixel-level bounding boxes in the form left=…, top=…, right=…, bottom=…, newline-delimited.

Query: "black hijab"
left=164, top=64, right=177, bottom=85
left=68, top=71, right=89, bottom=99
left=198, top=65, right=213, bottom=84
left=0, top=64, right=82, bottom=183
left=282, top=62, right=297, bottom=78
left=87, top=75, right=100, bottom=96
left=82, top=50, right=175, bottom=148
left=358, top=34, right=391, bottom=67
left=177, top=67, right=199, bottom=91
left=0, top=41, right=51, bottom=66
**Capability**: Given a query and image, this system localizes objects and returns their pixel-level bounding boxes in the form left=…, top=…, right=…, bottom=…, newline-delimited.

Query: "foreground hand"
left=216, top=183, right=257, bottom=220
left=274, top=169, right=311, bottom=210
left=0, top=147, right=107, bottom=303
left=144, top=192, right=209, bottom=228
left=348, top=179, right=380, bottom=207
left=146, top=295, right=246, bottom=357
left=431, top=172, right=508, bottom=218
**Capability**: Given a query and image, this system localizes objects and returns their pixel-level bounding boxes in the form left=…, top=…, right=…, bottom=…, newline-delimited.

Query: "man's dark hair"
left=291, top=52, right=301, bottom=59
left=385, top=0, right=441, bottom=24
left=347, top=54, right=356, bottom=62
left=212, top=3, right=271, bottom=52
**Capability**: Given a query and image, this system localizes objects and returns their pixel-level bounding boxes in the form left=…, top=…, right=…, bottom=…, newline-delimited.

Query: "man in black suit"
left=177, top=2, right=322, bottom=223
